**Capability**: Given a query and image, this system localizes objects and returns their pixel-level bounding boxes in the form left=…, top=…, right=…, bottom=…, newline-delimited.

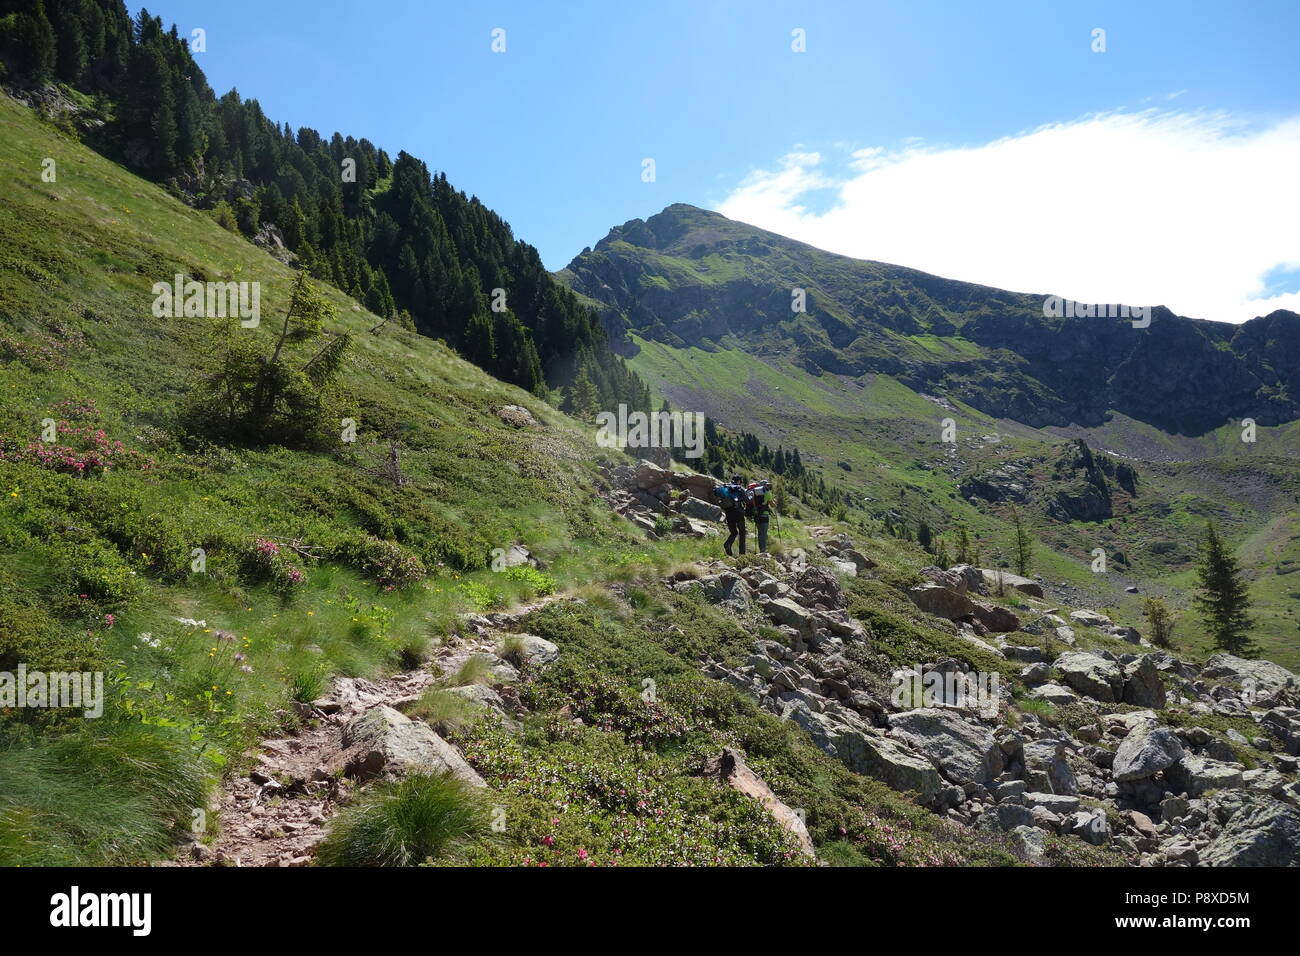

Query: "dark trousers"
left=724, top=513, right=746, bottom=555
left=755, top=517, right=769, bottom=553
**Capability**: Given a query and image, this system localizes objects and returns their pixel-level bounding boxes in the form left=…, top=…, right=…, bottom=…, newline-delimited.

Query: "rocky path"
left=170, top=594, right=566, bottom=867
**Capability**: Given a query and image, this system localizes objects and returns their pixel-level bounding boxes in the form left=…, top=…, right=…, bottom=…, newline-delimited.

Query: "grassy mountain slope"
left=0, top=92, right=1038, bottom=868
left=558, top=205, right=1300, bottom=669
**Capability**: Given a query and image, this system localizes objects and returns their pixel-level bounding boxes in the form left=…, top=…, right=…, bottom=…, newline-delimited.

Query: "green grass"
left=316, top=772, right=489, bottom=867
left=0, top=92, right=669, bottom=864
left=0, top=720, right=208, bottom=866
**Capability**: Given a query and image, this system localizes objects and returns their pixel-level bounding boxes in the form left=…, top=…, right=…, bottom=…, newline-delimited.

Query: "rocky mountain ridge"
left=560, top=204, right=1300, bottom=434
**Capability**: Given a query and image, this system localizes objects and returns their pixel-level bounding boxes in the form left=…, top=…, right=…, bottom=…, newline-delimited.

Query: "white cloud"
left=717, top=111, right=1300, bottom=324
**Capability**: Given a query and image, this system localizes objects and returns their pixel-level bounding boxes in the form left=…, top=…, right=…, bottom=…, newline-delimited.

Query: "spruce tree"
left=955, top=525, right=972, bottom=565
left=1193, top=522, right=1256, bottom=655
left=564, top=370, right=600, bottom=423
left=1010, top=506, right=1032, bottom=576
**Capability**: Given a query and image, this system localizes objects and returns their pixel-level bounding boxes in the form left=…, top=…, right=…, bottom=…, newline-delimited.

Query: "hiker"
left=748, top=480, right=772, bottom=553
left=715, top=473, right=750, bottom=556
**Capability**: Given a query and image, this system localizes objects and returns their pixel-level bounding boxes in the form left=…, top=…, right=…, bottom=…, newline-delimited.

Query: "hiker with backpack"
left=715, top=474, right=751, bottom=556
left=748, top=480, right=773, bottom=553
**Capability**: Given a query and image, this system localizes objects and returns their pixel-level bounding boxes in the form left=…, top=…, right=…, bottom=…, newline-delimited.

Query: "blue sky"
left=148, top=0, right=1300, bottom=319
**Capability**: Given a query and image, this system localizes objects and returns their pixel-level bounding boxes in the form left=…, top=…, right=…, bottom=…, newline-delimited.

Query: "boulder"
left=674, top=471, right=719, bottom=501
left=687, top=572, right=752, bottom=613
left=979, top=568, right=1044, bottom=598
left=1023, top=739, right=1078, bottom=796
left=972, top=602, right=1021, bottom=633
left=1261, top=708, right=1300, bottom=756
left=496, top=405, right=536, bottom=427
left=786, top=704, right=943, bottom=804
left=975, top=802, right=1035, bottom=833
left=1066, top=810, right=1110, bottom=846
left=763, top=597, right=816, bottom=636
left=887, top=708, right=1004, bottom=786
left=703, top=748, right=815, bottom=859
left=1024, top=791, right=1081, bottom=815
left=1203, top=654, right=1298, bottom=697
left=1055, top=651, right=1124, bottom=702
left=510, top=634, right=560, bottom=666
left=445, top=683, right=507, bottom=714
left=494, top=543, right=537, bottom=568
left=1112, top=725, right=1184, bottom=782
left=842, top=548, right=876, bottom=572
left=1069, top=609, right=1113, bottom=628
left=1008, top=825, right=1047, bottom=864
left=1122, top=655, right=1167, bottom=709
left=1028, top=683, right=1079, bottom=705
left=908, top=583, right=976, bottom=620
left=677, top=495, right=724, bottom=522
left=339, top=705, right=486, bottom=787
left=1165, top=755, right=1245, bottom=798
left=632, top=460, right=674, bottom=490
left=1201, top=796, right=1300, bottom=866
left=794, top=566, right=846, bottom=610
left=949, top=565, right=987, bottom=594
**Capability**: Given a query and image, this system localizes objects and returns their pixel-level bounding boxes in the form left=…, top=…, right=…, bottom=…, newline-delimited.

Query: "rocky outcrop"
left=664, top=527, right=1300, bottom=867
left=599, top=459, right=725, bottom=539
left=339, top=705, right=486, bottom=787
left=887, top=709, right=1004, bottom=786
left=1203, top=654, right=1299, bottom=697
left=1055, top=651, right=1124, bottom=703
left=1201, top=796, right=1300, bottom=866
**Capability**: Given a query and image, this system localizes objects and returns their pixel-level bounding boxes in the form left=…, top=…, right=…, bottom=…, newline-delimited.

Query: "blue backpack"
left=714, top=483, right=749, bottom=511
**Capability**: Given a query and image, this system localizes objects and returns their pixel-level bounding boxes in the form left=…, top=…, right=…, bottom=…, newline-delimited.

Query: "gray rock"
left=1123, top=655, right=1167, bottom=709
left=688, top=572, right=752, bottom=612
left=1201, top=796, right=1300, bottom=866
left=340, top=705, right=486, bottom=787
left=888, top=708, right=1004, bottom=786
left=1069, top=609, right=1113, bottom=628
left=1028, top=683, right=1079, bottom=705
left=445, top=683, right=507, bottom=713
left=1203, top=654, right=1298, bottom=697
left=1067, top=810, right=1111, bottom=845
left=995, top=780, right=1028, bottom=803
left=1165, top=756, right=1245, bottom=797
left=1113, top=725, right=1184, bottom=782
left=976, top=802, right=1035, bottom=833
left=979, top=568, right=1044, bottom=598
left=1008, top=825, right=1047, bottom=864
left=789, top=704, right=943, bottom=803
left=1024, top=791, right=1081, bottom=814
left=1023, top=739, right=1079, bottom=796
left=1004, top=645, right=1054, bottom=664
left=510, top=634, right=560, bottom=666
left=1020, top=663, right=1051, bottom=685
left=677, top=495, right=724, bottom=522
left=908, top=583, right=976, bottom=620
left=1055, top=651, right=1124, bottom=702
left=763, top=597, right=817, bottom=635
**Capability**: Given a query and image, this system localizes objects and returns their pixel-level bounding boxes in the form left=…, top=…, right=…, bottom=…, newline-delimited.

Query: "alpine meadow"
left=0, top=0, right=1298, bottom=924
